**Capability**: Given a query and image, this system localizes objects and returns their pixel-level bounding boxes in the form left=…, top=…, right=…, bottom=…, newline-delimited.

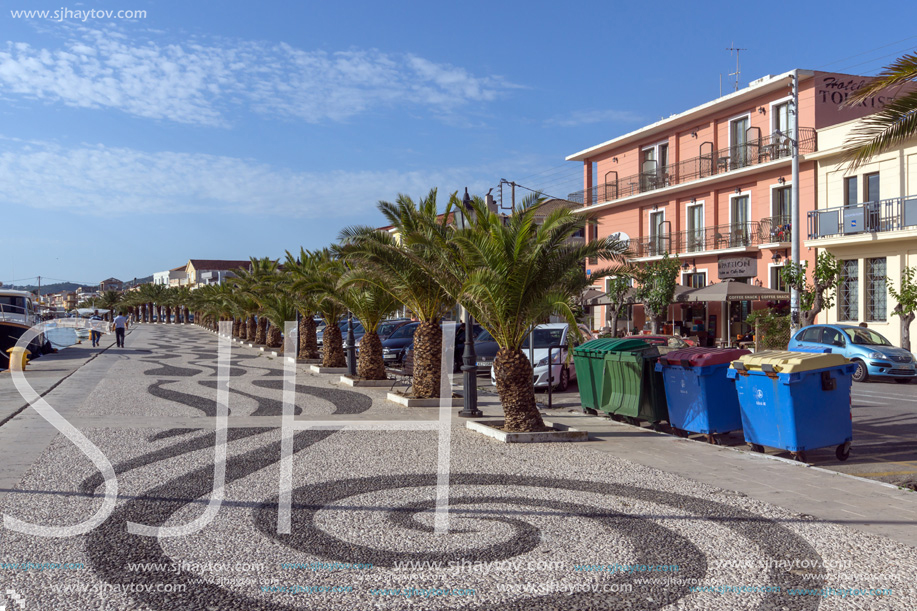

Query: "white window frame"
left=769, top=181, right=792, bottom=217
left=769, top=96, right=793, bottom=135
left=767, top=262, right=786, bottom=290
left=648, top=208, right=666, bottom=235
left=685, top=199, right=705, bottom=252
left=680, top=270, right=707, bottom=288
left=727, top=112, right=753, bottom=150
left=641, top=139, right=670, bottom=166
left=728, top=190, right=752, bottom=226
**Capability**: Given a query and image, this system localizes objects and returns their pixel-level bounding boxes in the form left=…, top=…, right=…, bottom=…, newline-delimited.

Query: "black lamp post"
left=346, top=311, right=356, bottom=376
left=456, top=188, right=482, bottom=418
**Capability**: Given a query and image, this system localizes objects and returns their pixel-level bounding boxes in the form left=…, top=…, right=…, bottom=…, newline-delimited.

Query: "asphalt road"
left=485, top=375, right=917, bottom=489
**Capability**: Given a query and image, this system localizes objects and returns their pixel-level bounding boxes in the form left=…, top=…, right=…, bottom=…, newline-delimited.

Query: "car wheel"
left=556, top=367, right=570, bottom=392
left=851, top=360, right=869, bottom=383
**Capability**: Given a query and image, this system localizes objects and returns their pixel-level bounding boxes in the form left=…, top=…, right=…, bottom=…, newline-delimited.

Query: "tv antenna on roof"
left=727, top=43, right=747, bottom=92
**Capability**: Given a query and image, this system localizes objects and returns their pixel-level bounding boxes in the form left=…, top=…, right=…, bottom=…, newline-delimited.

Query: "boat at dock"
left=0, top=289, right=46, bottom=367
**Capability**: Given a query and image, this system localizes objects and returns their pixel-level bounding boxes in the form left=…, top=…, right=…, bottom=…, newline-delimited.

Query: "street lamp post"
left=346, top=311, right=356, bottom=376
left=456, top=188, right=482, bottom=418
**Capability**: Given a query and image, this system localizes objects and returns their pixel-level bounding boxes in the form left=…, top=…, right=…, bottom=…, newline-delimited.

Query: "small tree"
left=633, top=255, right=681, bottom=333
left=888, top=266, right=917, bottom=351
left=781, top=251, right=843, bottom=327
left=605, top=273, right=632, bottom=336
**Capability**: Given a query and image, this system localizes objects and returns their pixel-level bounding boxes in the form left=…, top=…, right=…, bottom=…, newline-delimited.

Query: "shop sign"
left=718, top=257, right=756, bottom=278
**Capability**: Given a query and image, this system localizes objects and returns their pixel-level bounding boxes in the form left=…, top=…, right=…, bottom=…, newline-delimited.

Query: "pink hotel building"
left=567, top=69, right=894, bottom=343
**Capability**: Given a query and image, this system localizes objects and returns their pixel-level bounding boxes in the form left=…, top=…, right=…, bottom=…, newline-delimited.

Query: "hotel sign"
left=718, top=257, right=756, bottom=278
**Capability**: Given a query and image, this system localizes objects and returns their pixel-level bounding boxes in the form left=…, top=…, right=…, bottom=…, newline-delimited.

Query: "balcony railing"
left=569, top=128, right=816, bottom=206
left=758, top=215, right=792, bottom=244
left=807, top=196, right=917, bottom=239
left=630, top=221, right=761, bottom=258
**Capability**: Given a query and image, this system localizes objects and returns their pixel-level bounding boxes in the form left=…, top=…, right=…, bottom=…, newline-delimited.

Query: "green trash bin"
left=600, top=343, right=668, bottom=425
left=573, top=338, right=652, bottom=414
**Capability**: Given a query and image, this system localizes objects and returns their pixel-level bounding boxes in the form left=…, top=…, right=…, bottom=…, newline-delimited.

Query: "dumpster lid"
left=573, top=338, right=650, bottom=356
left=661, top=347, right=750, bottom=367
left=732, top=350, right=849, bottom=373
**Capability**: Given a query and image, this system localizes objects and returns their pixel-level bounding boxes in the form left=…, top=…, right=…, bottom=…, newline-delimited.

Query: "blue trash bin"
left=726, top=351, right=855, bottom=462
left=655, top=347, right=750, bottom=440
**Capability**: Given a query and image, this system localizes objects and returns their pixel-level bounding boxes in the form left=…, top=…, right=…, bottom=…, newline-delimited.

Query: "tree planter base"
left=340, top=375, right=398, bottom=387
left=297, top=358, right=322, bottom=364
left=386, top=390, right=463, bottom=407
left=465, top=419, right=588, bottom=443
left=310, top=365, right=348, bottom=374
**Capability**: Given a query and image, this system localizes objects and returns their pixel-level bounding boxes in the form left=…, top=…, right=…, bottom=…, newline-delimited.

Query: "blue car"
left=788, top=324, right=916, bottom=383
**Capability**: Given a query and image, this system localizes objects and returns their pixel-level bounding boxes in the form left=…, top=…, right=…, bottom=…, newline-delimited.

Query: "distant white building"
left=153, top=265, right=188, bottom=286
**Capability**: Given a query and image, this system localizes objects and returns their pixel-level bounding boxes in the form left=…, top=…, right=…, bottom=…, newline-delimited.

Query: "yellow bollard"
left=6, top=347, right=30, bottom=371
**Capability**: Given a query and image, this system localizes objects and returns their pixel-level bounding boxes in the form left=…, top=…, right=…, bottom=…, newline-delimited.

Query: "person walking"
left=113, top=311, right=129, bottom=348
left=89, top=310, right=104, bottom=347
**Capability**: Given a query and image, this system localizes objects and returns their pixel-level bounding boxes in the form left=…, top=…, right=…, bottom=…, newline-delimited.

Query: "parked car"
left=353, top=319, right=411, bottom=354
left=401, top=323, right=484, bottom=373
left=489, top=323, right=594, bottom=391
left=788, top=324, right=916, bottom=383
left=473, top=329, right=500, bottom=376
left=381, top=321, right=421, bottom=366
left=317, top=319, right=363, bottom=347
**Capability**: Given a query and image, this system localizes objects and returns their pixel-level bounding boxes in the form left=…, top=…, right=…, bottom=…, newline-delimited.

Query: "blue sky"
left=2, top=0, right=916, bottom=286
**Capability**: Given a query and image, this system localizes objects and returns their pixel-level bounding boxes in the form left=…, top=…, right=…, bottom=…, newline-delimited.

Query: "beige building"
left=806, top=119, right=917, bottom=347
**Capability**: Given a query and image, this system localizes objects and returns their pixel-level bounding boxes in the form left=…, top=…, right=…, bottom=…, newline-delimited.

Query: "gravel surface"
left=0, top=324, right=913, bottom=610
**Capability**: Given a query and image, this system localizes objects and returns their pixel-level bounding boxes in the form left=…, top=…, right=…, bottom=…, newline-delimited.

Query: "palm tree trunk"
left=301, top=316, right=318, bottom=359
left=267, top=324, right=283, bottom=348
left=246, top=316, right=256, bottom=340
left=494, top=348, right=546, bottom=432
left=412, top=320, right=441, bottom=399
left=255, top=316, right=267, bottom=344
left=322, top=324, right=345, bottom=367
left=356, top=331, right=386, bottom=379
left=232, top=318, right=242, bottom=338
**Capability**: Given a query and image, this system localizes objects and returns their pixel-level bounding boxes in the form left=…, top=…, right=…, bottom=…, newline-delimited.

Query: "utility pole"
left=727, top=43, right=747, bottom=92
left=790, top=70, right=801, bottom=332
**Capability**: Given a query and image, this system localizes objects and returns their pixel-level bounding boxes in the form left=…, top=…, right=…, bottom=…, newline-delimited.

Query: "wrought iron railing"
left=807, top=196, right=917, bottom=239
left=569, top=128, right=816, bottom=206
left=629, top=222, right=761, bottom=258
left=757, top=215, right=792, bottom=243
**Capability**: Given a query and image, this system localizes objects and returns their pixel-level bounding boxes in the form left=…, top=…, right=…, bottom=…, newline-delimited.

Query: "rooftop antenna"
left=727, top=43, right=746, bottom=91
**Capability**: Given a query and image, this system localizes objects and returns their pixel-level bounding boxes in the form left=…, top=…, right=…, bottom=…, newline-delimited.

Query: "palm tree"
left=339, top=189, right=456, bottom=398
left=235, top=257, right=280, bottom=345
left=98, top=290, right=122, bottom=320
left=284, top=248, right=322, bottom=360
left=336, top=272, right=401, bottom=379
left=425, top=194, right=630, bottom=432
left=843, top=53, right=917, bottom=169
left=290, top=249, right=349, bottom=367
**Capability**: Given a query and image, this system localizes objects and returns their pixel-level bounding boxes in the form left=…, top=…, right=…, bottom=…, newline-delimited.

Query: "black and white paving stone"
left=0, top=324, right=914, bottom=610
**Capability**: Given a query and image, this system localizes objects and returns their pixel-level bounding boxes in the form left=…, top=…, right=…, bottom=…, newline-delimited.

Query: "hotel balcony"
left=569, top=129, right=816, bottom=206
left=806, top=196, right=917, bottom=244
left=628, top=216, right=791, bottom=260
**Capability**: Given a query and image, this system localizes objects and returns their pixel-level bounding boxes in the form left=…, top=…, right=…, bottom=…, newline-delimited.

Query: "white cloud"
left=545, top=109, right=644, bottom=127
left=0, top=137, right=481, bottom=218
left=0, top=26, right=517, bottom=126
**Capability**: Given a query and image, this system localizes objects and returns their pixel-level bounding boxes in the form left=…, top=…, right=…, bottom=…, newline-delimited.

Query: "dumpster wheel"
left=793, top=451, right=807, bottom=463
left=672, top=427, right=689, bottom=438
left=749, top=443, right=764, bottom=453
left=583, top=407, right=598, bottom=416
left=625, top=416, right=641, bottom=427
left=706, top=434, right=721, bottom=445
left=835, top=442, right=851, bottom=461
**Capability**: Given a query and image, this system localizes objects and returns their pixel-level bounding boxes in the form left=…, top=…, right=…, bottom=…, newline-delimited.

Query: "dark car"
left=381, top=321, right=421, bottom=366
left=401, top=323, right=483, bottom=373
left=473, top=328, right=500, bottom=376
left=376, top=319, right=412, bottom=340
